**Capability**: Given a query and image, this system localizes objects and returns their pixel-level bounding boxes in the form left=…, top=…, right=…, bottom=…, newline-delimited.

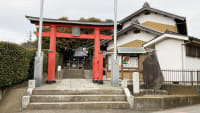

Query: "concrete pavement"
left=34, top=79, right=120, bottom=90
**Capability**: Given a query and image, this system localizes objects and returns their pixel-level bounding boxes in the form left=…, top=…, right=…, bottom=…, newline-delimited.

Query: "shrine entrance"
left=26, top=16, right=114, bottom=84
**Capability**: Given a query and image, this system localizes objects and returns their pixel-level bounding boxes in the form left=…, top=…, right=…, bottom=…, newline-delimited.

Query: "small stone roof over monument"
left=120, top=2, right=186, bottom=24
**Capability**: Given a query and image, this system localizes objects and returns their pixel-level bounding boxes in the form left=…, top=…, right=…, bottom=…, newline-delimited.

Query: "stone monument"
left=142, top=51, right=164, bottom=90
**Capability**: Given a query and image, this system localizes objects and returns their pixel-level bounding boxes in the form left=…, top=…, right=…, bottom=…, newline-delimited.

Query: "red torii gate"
left=26, top=16, right=114, bottom=84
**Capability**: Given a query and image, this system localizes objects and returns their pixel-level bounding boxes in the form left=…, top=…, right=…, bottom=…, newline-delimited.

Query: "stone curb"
left=22, top=80, right=35, bottom=110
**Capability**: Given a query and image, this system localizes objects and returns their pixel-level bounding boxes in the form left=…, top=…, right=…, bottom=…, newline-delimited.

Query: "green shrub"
left=0, top=42, right=60, bottom=88
left=0, top=42, right=32, bottom=88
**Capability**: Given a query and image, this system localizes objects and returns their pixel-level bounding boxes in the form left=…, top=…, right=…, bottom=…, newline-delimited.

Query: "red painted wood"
left=99, top=35, right=112, bottom=40
left=36, top=32, right=50, bottom=37
left=56, top=33, right=94, bottom=39
left=36, top=32, right=112, bottom=40
left=93, top=28, right=100, bottom=81
left=47, top=25, right=56, bottom=82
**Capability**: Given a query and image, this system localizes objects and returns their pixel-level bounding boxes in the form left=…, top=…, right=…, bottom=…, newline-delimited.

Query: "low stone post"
left=121, top=79, right=128, bottom=88
left=57, top=65, right=62, bottom=80
left=22, top=96, right=30, bottom=109
left=133, top=72, right=140, bottom=94
left=22, top=80, right=35, bottom=110
left=28, top=80, right=35, bottom=89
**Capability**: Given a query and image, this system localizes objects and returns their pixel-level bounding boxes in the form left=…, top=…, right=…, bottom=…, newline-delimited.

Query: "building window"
left=186, top=45, right=199, bottom=57
left=197, top=47, right=200, bottom=58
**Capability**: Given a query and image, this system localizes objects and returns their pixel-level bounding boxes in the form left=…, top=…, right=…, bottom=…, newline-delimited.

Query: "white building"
left=104, top=2, right=200, bottom=80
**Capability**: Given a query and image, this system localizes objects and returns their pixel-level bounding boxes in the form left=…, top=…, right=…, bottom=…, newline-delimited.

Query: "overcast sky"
left=0, top=0, right=200, bottom=44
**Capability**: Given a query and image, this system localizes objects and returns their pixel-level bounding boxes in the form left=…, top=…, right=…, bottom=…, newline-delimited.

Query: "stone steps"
left=32, top=89, right=124, bottom=95
left=31, top=95, right=126, bottom=102
left=27, top=101, right=129, bottom=109
left=28, top=89, right=129, bottom=109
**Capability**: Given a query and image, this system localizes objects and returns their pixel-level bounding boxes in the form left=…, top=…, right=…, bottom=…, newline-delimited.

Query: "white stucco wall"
left=154, top=38, right=200, bottom=82
left=122, top=12, right=176, bottom=29
left=107, top=31, right=155, bottom=50
left=155, top=39, right=184, bottom=82
left=156, top=39, right=200, bottom=70
left=155, top=38, right=184, bottom=69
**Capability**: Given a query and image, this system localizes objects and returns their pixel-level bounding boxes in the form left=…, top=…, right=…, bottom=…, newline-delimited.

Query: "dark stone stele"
left=142, top=51, right=164, bottom=90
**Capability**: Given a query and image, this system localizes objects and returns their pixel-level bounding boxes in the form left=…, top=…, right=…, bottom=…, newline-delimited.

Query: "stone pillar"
left=133, top=72, right=140, bottom=94
left=121, top=79, right=128, bottom=88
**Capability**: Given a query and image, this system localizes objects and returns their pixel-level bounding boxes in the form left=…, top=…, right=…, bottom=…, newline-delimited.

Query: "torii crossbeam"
left=26, top=16, right=114, bottom=84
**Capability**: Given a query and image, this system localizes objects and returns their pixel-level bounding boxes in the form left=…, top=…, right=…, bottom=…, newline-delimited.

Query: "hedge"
left=0, top=42, right=33, bottom=88
left=0, top=42, right=60, bottom=88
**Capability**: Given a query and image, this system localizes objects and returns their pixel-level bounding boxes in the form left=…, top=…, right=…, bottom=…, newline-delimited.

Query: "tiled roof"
left=120, top=2, right=186, bottom=24
left=26, top=16, right=115, bottom=27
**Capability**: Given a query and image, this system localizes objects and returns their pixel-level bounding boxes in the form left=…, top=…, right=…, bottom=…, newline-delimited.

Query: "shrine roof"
left=26, top=16, right=115, bottom=27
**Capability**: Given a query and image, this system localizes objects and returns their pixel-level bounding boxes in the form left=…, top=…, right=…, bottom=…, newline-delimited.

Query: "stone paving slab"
left=35, top=79, right=121, bottom=90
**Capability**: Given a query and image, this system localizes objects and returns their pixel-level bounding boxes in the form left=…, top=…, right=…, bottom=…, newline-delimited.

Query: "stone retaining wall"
left=133, top=95, right=200, bottom=111
left=162, top=85, right=200, bottom=95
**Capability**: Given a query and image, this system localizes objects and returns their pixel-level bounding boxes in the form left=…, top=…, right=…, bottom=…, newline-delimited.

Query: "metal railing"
left=161, top=69, right=200, bottom=86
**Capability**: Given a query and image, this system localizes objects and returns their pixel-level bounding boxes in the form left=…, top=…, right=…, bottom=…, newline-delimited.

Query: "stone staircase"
left=27, top=89, right=130, bottom=109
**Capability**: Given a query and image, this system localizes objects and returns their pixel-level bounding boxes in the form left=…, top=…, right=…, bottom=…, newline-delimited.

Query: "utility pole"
left=111, top=0, right=119, bottom=87
left=38, top=0, right=44, bottom=56
left=34, top=0, right=44, bottom=87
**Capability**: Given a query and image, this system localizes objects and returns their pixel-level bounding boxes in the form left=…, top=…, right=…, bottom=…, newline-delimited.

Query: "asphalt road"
left=15, top=104, right=200, bottom=113
left=153, top=104, right=200, bottom=113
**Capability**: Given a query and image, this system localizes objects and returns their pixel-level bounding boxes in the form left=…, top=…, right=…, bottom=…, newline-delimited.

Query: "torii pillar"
left=93, top=28, right=103, bottom=84
left=47, top=25, right=57, bottom=83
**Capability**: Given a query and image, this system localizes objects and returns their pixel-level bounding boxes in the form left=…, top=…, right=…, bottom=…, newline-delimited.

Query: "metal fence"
left=161, top=69, right=200, bottom=86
